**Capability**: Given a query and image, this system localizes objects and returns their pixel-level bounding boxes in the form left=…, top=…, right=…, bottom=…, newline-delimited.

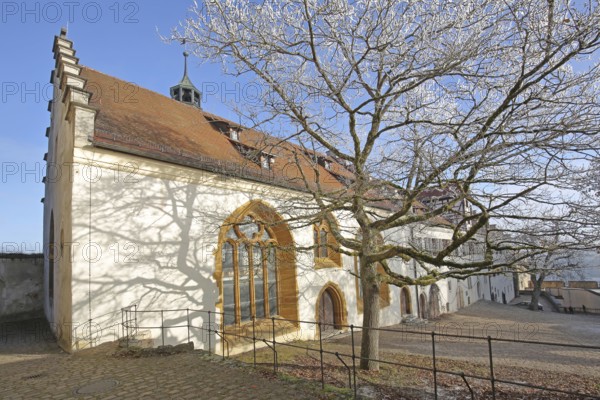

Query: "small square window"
left=261, top=155, right=271, bottom=170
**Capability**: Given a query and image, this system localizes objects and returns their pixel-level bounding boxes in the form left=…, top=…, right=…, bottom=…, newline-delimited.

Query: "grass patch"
left=233, top=338, right=600, bottom=399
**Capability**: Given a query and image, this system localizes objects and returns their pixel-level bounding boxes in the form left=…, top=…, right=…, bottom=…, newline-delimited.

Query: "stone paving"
left=0, top=319, right=333, bottom=400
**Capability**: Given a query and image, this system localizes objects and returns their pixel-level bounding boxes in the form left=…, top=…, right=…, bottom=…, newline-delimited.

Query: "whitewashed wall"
left=64, top=146, right=485, bottom=351
left=50, top=118, right=513, bottom=352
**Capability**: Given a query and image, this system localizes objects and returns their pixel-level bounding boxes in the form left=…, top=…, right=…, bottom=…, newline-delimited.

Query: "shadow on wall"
left=66, top=170, right=316, bottom=350
left=68, top=175, right=229, bottom=348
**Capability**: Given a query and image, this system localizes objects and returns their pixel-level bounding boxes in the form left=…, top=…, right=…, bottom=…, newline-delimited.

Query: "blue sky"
left=0, top=1, right=239, bottom=251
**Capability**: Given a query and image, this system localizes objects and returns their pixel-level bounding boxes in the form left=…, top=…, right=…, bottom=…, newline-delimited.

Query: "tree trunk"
left=529, top=273, right=545, bottom=311
left=360, top=260, right=380, bottom=371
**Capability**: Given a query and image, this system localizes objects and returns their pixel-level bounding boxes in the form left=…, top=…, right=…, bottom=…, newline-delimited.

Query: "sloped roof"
left=417, top=185, right=462, bottom=203
left=79, top=66, right=450, bottom=224
left=81, top=67, right=355, bottom=194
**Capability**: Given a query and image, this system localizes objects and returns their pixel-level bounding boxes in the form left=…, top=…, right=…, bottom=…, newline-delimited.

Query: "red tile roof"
left=81, top=67, right=354, bottom=194
left=79, top=66, right=450, bottom=225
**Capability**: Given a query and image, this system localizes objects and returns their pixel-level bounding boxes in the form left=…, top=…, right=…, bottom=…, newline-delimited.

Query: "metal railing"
left=120, top=306, right=600, bottom=399
left=559, top=306, right=600, bottom=314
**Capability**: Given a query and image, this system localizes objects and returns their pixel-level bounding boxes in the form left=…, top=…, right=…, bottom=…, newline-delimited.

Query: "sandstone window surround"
left=221, top=216, right=279, bottom=326
left=354, top=256, right=391, bottom=314
left=313, top=219, right=342, bottom=269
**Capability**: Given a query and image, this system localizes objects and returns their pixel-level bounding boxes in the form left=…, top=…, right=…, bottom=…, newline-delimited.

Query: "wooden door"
left=319, top=290, right=335, bottom=330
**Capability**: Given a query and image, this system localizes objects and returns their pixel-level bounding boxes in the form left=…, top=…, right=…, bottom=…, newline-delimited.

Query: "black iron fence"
left=559, top=306, right=600, bottom=314
left=120, top=306, right=600, bottom=399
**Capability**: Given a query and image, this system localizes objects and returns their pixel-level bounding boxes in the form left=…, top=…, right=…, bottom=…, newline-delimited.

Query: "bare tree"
left=175, top=0, right=600, bottom=370
left=502, top=228, right=588, bottom=311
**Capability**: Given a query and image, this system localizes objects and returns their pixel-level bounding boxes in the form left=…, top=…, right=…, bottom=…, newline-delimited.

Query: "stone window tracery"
left=222, top=216, right=279, bottom=325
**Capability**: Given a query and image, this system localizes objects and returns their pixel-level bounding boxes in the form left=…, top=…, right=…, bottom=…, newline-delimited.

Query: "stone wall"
left=547, top=287, right=600, bottom=311
left=569, top=281, right=599, bottom=289
left=0, top=254, right=44, bottom=320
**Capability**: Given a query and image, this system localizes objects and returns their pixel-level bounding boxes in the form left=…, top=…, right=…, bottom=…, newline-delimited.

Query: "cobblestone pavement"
left=0, top=319, right=332, bottom=400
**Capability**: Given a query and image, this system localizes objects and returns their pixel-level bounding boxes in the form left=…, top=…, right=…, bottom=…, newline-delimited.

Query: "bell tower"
left=170, top=51, right=202, bottom=108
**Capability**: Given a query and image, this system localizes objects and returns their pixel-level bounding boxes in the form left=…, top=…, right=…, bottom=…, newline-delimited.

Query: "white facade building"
left=43, top=30, right=514, bottom=352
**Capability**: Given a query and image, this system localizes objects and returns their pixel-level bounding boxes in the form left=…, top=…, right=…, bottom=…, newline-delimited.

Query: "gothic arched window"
left=313, top=218, right=342, bottom=268
left=222, top=216, right=279, bottom=325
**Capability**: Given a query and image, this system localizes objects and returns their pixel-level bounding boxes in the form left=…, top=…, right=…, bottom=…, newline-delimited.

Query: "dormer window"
left=261, top=154, right=273, bottom=170
left=313, top=155, right=333, bottom=171
left=229, top=128, right=239, bottom=141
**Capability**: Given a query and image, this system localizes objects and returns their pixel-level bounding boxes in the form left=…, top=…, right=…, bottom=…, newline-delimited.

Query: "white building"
left=43, top=30, right=513, bottom=352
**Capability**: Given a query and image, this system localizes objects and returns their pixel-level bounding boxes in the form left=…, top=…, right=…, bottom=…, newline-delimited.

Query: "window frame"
left=221, top=215, right=280, bottom=325
left=260, top=155, right=271, bottom=170
left=313, top=219, right=342, bottom=269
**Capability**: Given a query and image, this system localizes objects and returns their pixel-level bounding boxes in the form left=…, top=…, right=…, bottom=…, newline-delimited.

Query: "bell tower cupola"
left=170, top=50, right=202, bottom=109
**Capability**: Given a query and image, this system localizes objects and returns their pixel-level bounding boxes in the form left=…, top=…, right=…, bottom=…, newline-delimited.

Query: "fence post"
left=351, top=325, right=357, bottom=399
left=126, top=308, right=130, bottom=348
left=121, top=309, right=125, bottom=345
left=319, top=322, right=325, bottom=389
left=186, top=308, right=190, bottom=344
left=134, top=305, right=138, bottom=336
left=253, top=316, right=257, bottom=368
left=488, top=336, right=496, bottom=400
left=208, top=311, right=212, bottom=355
left=432, top=331, right=438, bottom=400
left=161, top=310, right=165, bottom=347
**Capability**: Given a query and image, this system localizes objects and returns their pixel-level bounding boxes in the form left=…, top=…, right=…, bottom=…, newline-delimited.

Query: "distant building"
left=417, top=184, right=474, bottom=230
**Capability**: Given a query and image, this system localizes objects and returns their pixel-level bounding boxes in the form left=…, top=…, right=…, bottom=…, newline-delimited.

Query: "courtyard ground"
left=237, top=299, right=600, bottom=399
left=341, top=298, right=600, bottom=377
left=1, top=300, right=598, bottom=399
left=0, top=318, right=346, bottom=400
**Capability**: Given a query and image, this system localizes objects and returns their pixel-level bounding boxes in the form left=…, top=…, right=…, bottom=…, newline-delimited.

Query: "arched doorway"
left=316, top=283, right=347, bottom=331
left=217, top=200, right=299, bottom=326
left=319, top=289, right=335, bottom=329
left=428, top=284, right=441, bottom=319
left=400, top=287, right=412, bottom=315
left=419, top=293, right=428, bottom=319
